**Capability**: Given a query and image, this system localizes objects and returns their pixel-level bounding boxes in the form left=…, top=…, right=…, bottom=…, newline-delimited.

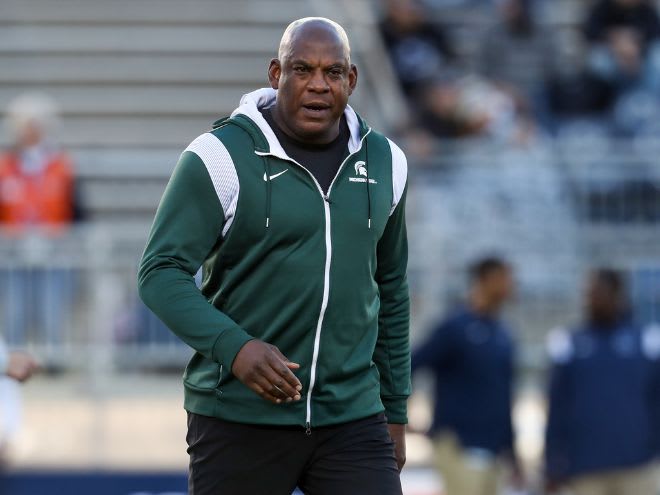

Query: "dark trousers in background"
left=186, top=412, right=403, bottom=495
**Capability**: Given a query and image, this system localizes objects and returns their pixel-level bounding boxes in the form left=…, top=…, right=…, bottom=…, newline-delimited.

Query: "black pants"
left=186, top=412, right=403, bottom=495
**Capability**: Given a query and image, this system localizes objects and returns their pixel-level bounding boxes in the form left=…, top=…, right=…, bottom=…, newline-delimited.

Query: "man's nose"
left=307, top=69, right=330, bottom=92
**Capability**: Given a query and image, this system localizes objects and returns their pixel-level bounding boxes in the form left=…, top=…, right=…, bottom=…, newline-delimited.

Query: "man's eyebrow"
left=289, top=59, right=312, bottom=67
left=326, top=62, right=347, bottom=70
left=288, top=59, right=348, bottom=69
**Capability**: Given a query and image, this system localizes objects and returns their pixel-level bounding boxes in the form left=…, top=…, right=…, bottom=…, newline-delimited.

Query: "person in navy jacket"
left=545, top=269, right=660, bottom=495
left=412, top=257, right=523, bottom=495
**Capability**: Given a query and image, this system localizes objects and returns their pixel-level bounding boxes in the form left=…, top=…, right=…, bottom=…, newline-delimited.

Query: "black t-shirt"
left=260, top=107, right=350, bottom=194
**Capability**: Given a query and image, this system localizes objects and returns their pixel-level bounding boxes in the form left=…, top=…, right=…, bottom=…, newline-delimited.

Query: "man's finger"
left=266, top=352, right=302, bottom=390
left=250, top=381, right=284, bottom=404
left=264, top=378, right=293, bottom=401
left=251, top=375, right=284, bottom=401
left=254, top=373, right=294, bottom=402
left=269, top=346, right=301, bottom=369
left=262, top=360, right=301, bottom=399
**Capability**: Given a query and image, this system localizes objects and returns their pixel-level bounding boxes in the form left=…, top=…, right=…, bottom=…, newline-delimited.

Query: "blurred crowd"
left=379, top=0, right=660, bottom=152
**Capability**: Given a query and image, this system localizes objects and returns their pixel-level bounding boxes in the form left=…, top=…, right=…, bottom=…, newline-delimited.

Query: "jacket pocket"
left=183, top=355, right=224, bottom=393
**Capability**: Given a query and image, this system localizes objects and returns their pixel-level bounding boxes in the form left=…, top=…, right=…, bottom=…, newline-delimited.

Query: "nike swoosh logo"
left=263, top=169, right=289, bottom=181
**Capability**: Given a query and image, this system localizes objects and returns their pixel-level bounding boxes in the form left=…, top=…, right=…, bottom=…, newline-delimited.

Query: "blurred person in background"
left=415, top=78, right=488, bottom=139
left=585, top=0, right=660, bottom=52
left=545, top=269, right=660, bottom=495
left=545, top=31, right=616, bottom=127
left=411, top=257, right=524, bottom=495
left=379, top=0, right=457, bottom=100
left=379, top=0, right=539, bottom=149
left=379, top=0, right=464, bottom=153
left=416, top=75, right=539, bottom=145
left=583, top=0, right=660, bottom=134
left=378, top=0, right=475, bottom=152
left=478, top=0, right=558, bottom=122
left=0, top=93, right=81, bottom=349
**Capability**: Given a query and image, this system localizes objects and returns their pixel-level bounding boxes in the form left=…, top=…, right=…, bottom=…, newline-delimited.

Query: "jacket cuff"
left=211, top=326, right=255, bottom=370
left=381, top=395, right=408, bottom=424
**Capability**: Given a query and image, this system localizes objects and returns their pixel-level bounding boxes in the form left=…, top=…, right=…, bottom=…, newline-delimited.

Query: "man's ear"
left=348, top=64, right=358, bottom=95
left=268, top=59, right=281, bottom=90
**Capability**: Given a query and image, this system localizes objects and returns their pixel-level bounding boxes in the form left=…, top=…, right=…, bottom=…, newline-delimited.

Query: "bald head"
left=278, top=17, right=351, bottom=63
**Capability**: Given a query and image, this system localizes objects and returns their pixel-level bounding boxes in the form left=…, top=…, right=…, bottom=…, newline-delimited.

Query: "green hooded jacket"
left=138, top=88, right=410, bottom=429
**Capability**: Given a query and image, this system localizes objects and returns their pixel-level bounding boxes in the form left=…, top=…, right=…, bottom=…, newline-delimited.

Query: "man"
left=545, top=269, right=660, bottom=495
left=583, top=0, right=660, bottom=101
left=412, top=257, right=522, bottom=495
left=0, top=93, right=80, bottom=346
left=138, top=18, right=410, bottom=495
left=379, top=0, right=456, bottom=98
left=478, top=0, right=558, bottom=106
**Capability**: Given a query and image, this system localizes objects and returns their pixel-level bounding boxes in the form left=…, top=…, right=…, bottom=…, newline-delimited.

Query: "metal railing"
left=0, top=226, right=191, bottom=372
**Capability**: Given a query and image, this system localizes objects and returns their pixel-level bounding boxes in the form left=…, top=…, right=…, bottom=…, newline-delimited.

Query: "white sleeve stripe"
left=387, top=138, right=408, bottom=216
left=184, top=133, right=239, bottom=237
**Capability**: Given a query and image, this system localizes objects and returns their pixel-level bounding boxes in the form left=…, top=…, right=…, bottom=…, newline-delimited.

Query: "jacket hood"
left=222, top=88, right=368, bottom=161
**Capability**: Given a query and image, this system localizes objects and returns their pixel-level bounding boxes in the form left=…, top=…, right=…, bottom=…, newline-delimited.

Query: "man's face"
left=586, top=276, right=620, bottom=324
left=268, top=32, right=357, bottom=144
left=483, top=268, right=514, bottom=308
left=17, top=120, right=43, bottom=148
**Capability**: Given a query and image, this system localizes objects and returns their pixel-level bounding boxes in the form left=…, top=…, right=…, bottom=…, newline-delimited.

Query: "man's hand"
left=231, top=340, right=302, bottom=404
left=387, top=423, right=406, bottom=471
left=6, top=351, right=39, bottom=382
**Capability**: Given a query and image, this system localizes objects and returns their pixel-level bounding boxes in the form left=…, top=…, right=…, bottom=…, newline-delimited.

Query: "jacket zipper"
left=256, top=128, right=372, bottom=435
left=306, top=196, right=331, bottom=435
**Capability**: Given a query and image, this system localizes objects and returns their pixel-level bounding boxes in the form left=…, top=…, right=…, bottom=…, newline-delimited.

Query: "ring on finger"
left=271, top=385, right=286, bottom=396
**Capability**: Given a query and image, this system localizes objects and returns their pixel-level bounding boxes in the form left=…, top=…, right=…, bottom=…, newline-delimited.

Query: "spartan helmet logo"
left=354, top=161, right=368, bottom=177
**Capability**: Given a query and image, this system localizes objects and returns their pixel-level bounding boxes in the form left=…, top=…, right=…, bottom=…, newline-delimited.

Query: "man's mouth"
left=302, top=102, right=331, bottom=114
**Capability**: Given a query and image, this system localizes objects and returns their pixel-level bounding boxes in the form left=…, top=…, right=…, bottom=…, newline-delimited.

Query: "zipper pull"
left=323, top=195, right=331, bottom=204
left=305, top=422, right=311, bottom=436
